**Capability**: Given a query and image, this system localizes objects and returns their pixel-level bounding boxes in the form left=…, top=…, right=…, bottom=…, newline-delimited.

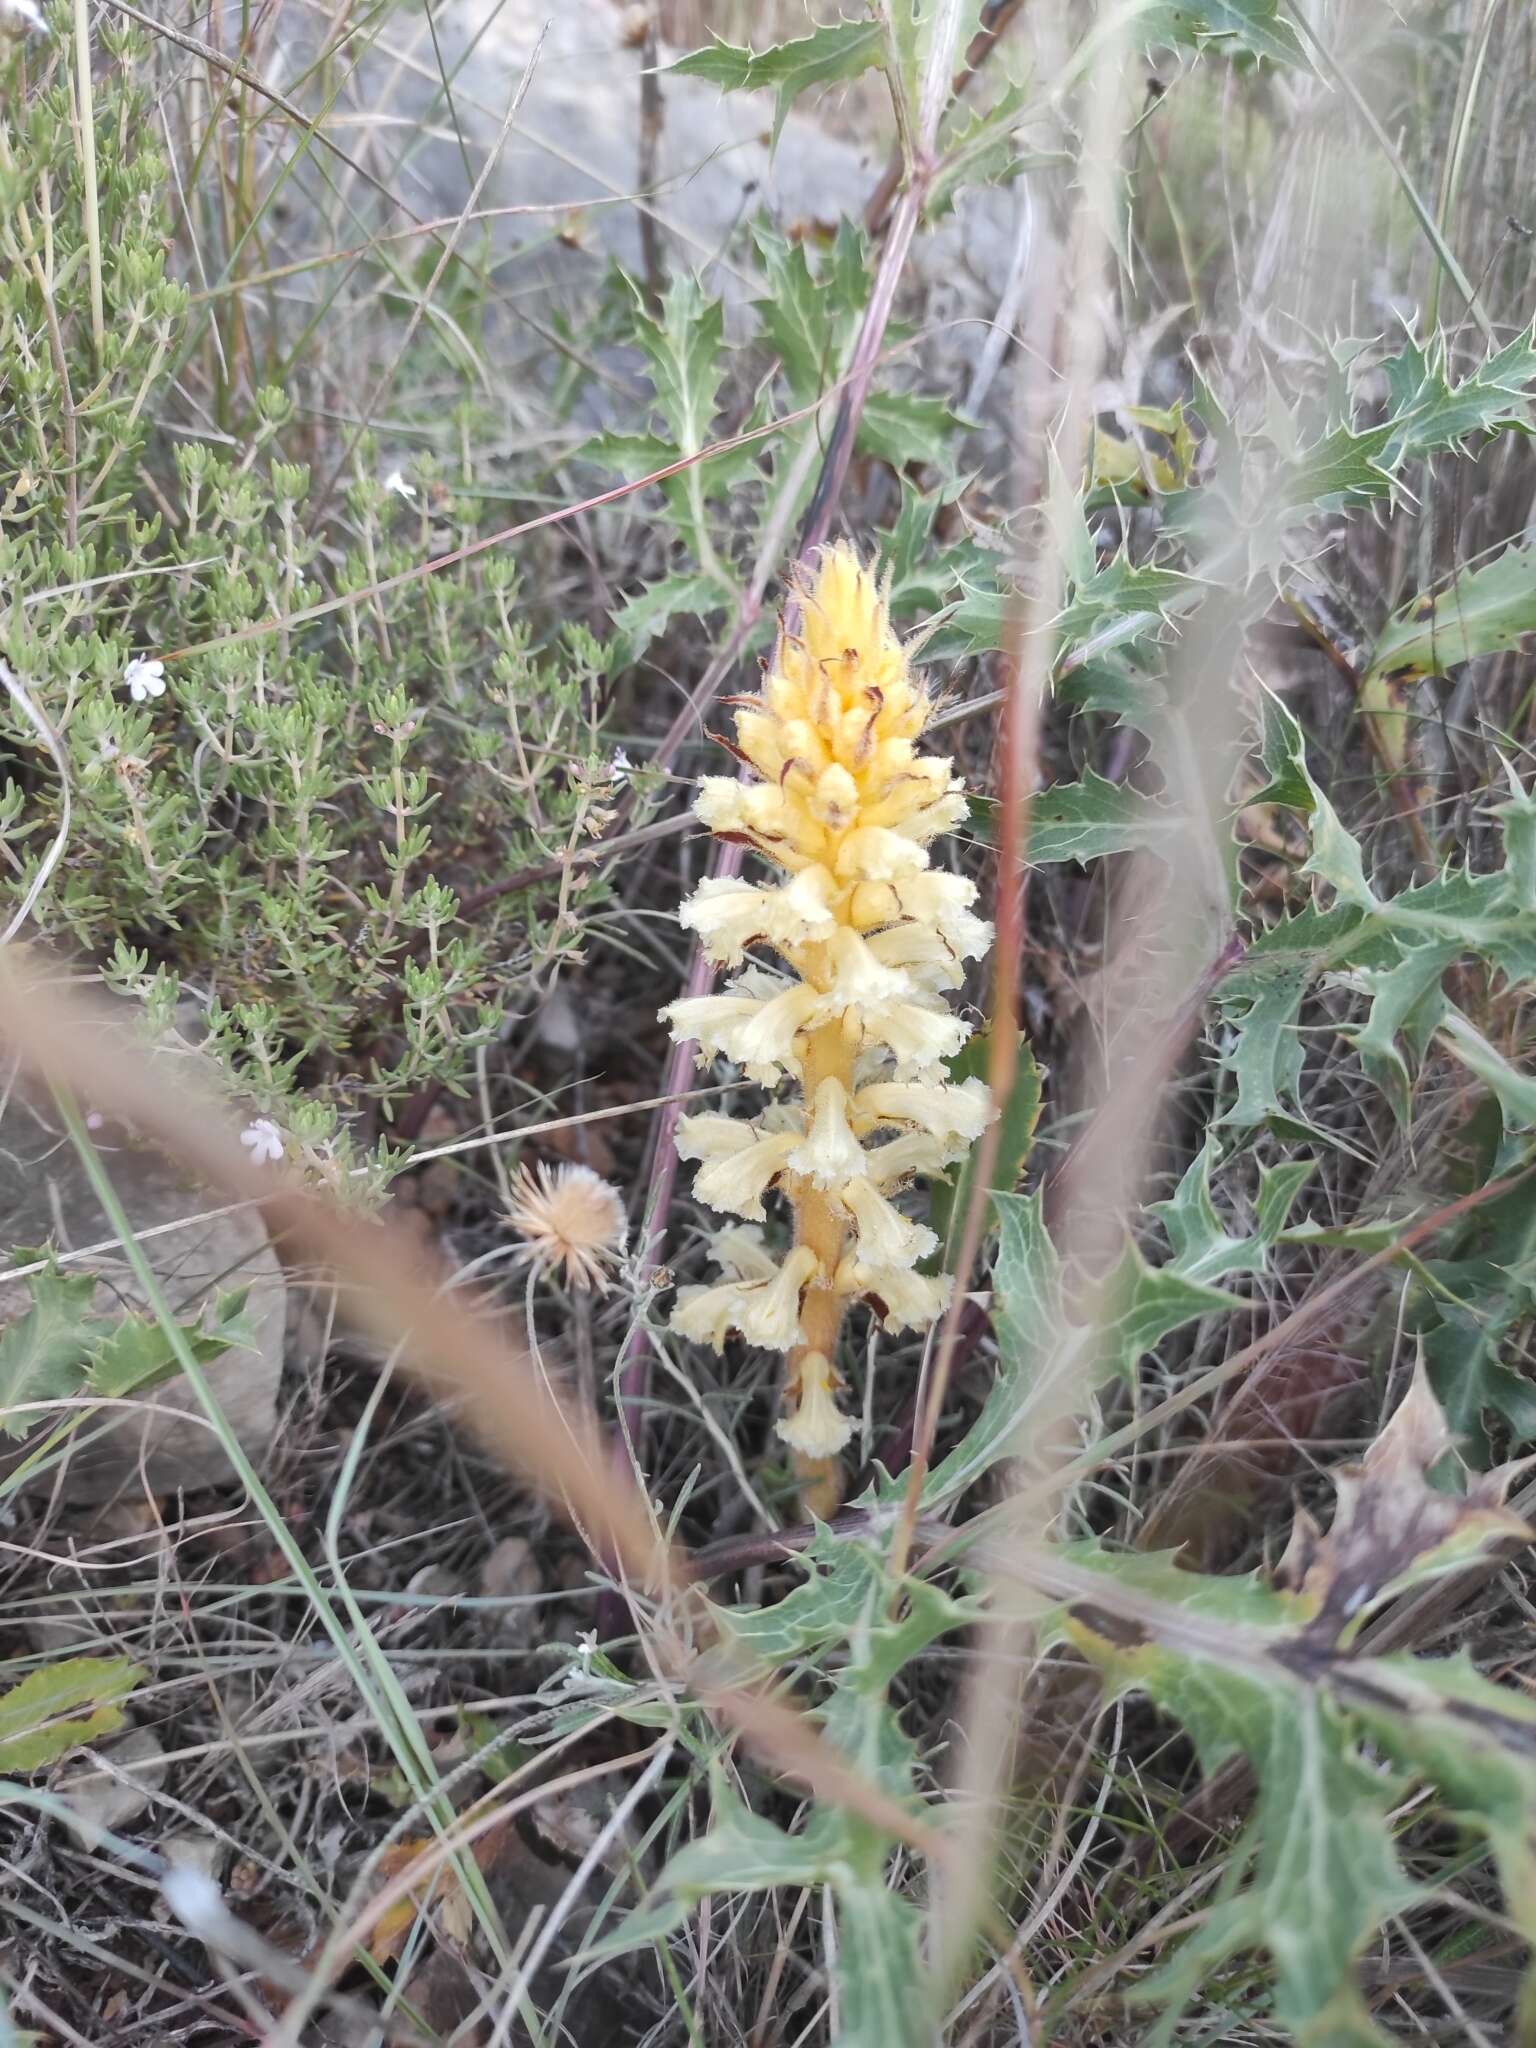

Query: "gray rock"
left=0, top=1087, right=285, bottom=1504
left=59, top=1725, right=166, bottom=1837
left=273, top=0, right=1019, bottom=326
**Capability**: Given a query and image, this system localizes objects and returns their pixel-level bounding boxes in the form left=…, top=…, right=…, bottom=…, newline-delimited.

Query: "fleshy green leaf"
left=671, top=22, right=885, bottom=148
left=0, top=1656, right=145, bottom=1773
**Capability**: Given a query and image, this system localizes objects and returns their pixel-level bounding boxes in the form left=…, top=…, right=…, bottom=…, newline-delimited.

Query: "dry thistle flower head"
left=506, top=1160, right=627, bottom=1293
left=663, top=543, right=995, bottom=1466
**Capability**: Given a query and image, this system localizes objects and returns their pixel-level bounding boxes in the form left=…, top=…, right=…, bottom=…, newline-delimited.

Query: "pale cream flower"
left=837, top=1177, right=937, bottom=1267
left=776, top=1351, right=855, bottom=1459
left=672, top=1244, right=817, bottom=1352
left=833, top=825, right=928, bottom=882
left=856, top=992, right=969, bottom=1075
left=865, top=1130, right=962, bottom=1188
left=857, top=1077, right=994, bottom=1144
left=836, top=1255, right=953, bottom=1334
left=786, top=1077, right=867, bottom=1188
left=675, top=1115, right=800, bottom=1220
left=506, top=1160, right=627, bottom=1293
left=678, top=866, right=836, bottom=966
left=708, top=1225, right=781, bottom=1283
left=664, top=981, right=819, bottom=1083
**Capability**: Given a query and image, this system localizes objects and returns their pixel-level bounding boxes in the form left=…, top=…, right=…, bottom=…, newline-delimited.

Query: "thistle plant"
left=663, top=546, right=993, bottom=1490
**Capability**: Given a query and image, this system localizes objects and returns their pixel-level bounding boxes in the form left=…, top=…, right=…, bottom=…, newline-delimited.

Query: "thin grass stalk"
left=71, top=0, right=105, bottom=364
left=0, top=957, right=955, bottom=1875
left=50, top=1088, right=519, bottom=1978
left=922, top=5, right=1139, bottom=1989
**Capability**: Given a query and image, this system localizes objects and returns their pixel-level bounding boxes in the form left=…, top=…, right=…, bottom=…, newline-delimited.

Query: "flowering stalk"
left=663, top=546, right=993, bottom=1501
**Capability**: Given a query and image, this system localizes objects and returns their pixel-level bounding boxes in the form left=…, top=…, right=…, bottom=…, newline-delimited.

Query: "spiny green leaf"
left=859, top=389, right=963, bottom=473
left=721, top=1530, right=976, bottom=1699
left=930, top=1034, right=1042, bottom=1263
left=1277, top=421, right=1395, bottom=514
left=1138, top=0, right=1305, bottom=65
left=1054, top=554, right=1199, bottom=657
left=671, top=22, right=885, bottom=148
left=919, top=1173, right=1278, bottom=1506
left=1437, top=1008, right=1536, bottom=1129
left=1366, top=544, right=1536, bottom=688
left=1027, top=773, right=1179, bottom=865
left=607, top=569, right=728, bottom=668
left=1379, top=322, right=1536, bottom=466
left=0, top=1655, right=145, bottom=1773
left=85, top=1289, right=256, bottom=1401
left=835, top=1880, right=926, bottom=2048
left=926, top=83, right=1061, bottom=220
left=0, top=1264, right=100, bottom=1439
left=1419, top=1176, right=1536, bottom=1458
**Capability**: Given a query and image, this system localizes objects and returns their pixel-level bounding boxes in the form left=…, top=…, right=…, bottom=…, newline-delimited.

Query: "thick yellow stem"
left=786, top=1018, right=855, bottom=1512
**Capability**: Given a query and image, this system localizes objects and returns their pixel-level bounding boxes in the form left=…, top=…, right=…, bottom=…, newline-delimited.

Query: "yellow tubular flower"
left=662, top=544, right=995, bottom=1499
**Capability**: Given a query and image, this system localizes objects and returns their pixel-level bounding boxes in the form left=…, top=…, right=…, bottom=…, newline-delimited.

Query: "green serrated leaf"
left=0, top=1655, right=145, bottom=1773
left=85, top=1293, right=255, bottom=1402
left=835, top=1878, right=926, bottom=2048
left=608, top=569, right=728, bottom=667
left=1419, top=1177, right=1536, bottom=1458
left=1366, top=544, right=1536, bottom=689
left=1277, top=421, right=1395, bottom=515
left=1055, top=554, right=1199, bottom=658
left=1138, top=0, right=1305, bottom=65
left=671, top=22, right=885, bottom=149
left=930, top=1034, right=1041, bottom=1263
left=926, top=85, right=1064, bottom=221
left=0, top=1263, right=101, bottom=1440
left=860, top=389, right=963, bottom=473
left=1379, top=322, right=1536, bottom=467
left=1028, top=773, right=1178, bottom=864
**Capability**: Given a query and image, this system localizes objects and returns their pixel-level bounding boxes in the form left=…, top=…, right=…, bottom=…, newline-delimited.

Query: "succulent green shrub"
left=0, top=19, right=612, bottom=1134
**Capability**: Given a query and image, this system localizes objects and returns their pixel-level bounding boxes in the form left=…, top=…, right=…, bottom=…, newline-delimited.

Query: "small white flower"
left=575, top=1628, right=597, bottom=1671
left=239, top=1117, right=285, bottom=1166
left=122, top=657, right=167, bottom=703
left=610, top=747, right=635, bottom=783
left=382, top=468, right=417, bottom=500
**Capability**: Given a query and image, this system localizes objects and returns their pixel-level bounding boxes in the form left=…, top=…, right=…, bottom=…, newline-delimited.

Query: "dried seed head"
left=505, top=1161, right=627, bottom=1293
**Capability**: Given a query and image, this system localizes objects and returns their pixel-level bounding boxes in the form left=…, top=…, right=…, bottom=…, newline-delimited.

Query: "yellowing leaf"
left=0, top=1656, right=144, bottom=1773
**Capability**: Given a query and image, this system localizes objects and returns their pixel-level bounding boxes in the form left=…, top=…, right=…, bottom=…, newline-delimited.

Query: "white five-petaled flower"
left=122, top=657, right=167, bottom=703
left=240, top=1118, right=286, bottom=1166
left=382, top=468, right=418, bottom=500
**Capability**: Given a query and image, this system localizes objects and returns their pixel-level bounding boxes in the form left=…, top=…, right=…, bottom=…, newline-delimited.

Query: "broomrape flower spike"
left=663, top=544, right=995, bottom=1488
